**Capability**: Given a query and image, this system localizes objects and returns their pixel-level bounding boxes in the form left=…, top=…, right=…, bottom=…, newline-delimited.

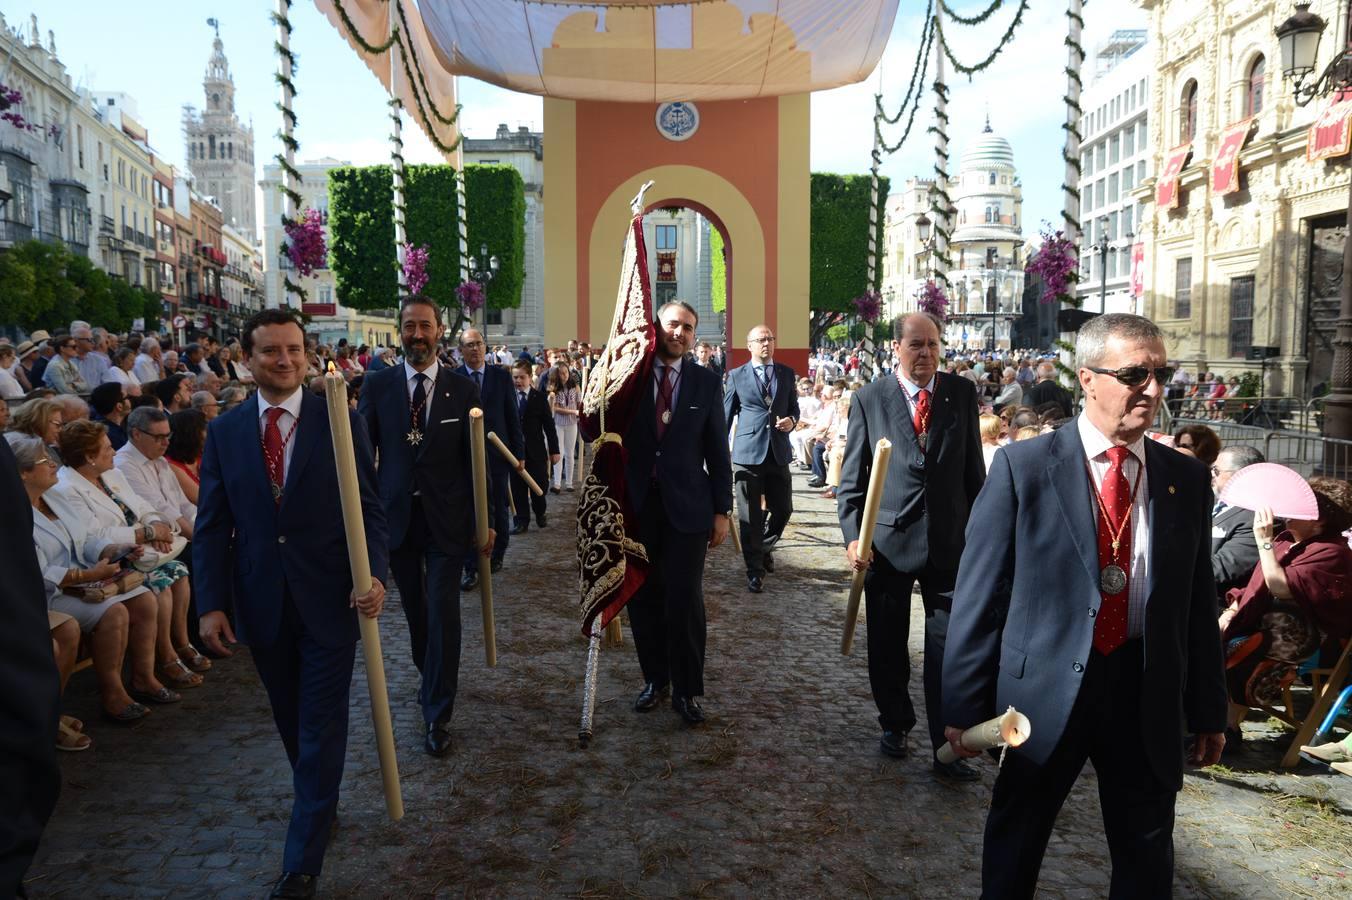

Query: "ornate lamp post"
left=1276, top=3, right=1352, bottom=457
left=468, top=243, right=499, bottom=328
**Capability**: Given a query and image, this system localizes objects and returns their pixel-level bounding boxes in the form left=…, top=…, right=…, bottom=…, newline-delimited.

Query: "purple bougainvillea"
left=0, top=84, right=36, bottom=131
left=456, top=280, right=485, bottom=313
left=918, top=280, right=949, bottom=321
left=403, top=244, right=430, bottom=295
left=1025, top=226, right=1080, bottom=305
left=283, top=208, right=327, bottom=277
left=851, top=289, right=882, bottom=325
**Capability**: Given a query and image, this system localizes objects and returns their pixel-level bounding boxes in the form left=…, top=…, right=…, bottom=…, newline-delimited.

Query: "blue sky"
left=28, top=0, right=1142, bottom=236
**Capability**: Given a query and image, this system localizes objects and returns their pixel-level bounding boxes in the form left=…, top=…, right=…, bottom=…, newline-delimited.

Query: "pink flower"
left=403, top=244, right=430, bottom=295
left=456, top=281, right=485, bottom=313
left=284, top=208, right=327, bottom=277
left=919, top=280, right=949, bottom=321
left=851, top=289, right=882, bottom=325
left=1025, top=226, right=1081, bottom=305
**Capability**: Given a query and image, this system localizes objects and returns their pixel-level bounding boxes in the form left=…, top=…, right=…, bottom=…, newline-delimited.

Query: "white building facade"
left=879, top=178, right=939, bottom=324
left=1077, top=29, right=1152, bottom=314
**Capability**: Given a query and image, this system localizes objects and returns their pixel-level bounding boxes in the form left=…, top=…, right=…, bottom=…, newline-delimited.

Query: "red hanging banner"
left=1307, top=98, right=1352, bottom=162
left=1211, top=118, right=1254, bottom=195
left=1156, top=144, right=1193, bottom=210
left=1130, top=242, right=1144, bottom=299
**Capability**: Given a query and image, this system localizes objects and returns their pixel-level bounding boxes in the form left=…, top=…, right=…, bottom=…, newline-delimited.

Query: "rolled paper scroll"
left=727, top=506, right=743, bottom=556
left=469, top=408, right=498, bottom=667
left=487, top=430, right=543, bottom=496
left=841, top=438, right=892, bottom=655
left=323, top=366, right=404, bottom=821
left=936, top=706, right=1032, bottom=764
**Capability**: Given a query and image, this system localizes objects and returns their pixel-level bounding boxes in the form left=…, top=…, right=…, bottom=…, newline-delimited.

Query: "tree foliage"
left=809, top=172, right=889, bottom=346
left=0, top=240, right=162, bottom=332
left=710, top=226, right=727, bottom=314
left=328, top=163, right=526, bottom=328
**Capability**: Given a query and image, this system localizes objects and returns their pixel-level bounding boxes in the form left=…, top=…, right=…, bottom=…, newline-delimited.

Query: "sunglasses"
left=1085, top=365, right=1174, bottom=387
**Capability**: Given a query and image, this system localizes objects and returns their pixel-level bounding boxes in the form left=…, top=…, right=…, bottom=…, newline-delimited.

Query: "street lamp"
left=985, top=266, right=1003, bottom=352
left=470, top=243, right=499, bottom=285
left=1090, top=215, right=1112, bottom=313
left=1277, top=3, right=1352, bottom=459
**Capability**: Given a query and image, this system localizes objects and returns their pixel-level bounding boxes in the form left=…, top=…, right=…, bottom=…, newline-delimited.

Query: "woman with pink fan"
left=1217, top=467, right=1352, bottom=751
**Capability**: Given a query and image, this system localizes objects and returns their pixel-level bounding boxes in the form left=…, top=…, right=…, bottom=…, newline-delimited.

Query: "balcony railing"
left=100, top=215, right=115, bottom=235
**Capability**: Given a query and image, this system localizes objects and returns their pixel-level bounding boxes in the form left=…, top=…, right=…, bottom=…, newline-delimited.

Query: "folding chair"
left=1277, top=639, right=1352, bottom=768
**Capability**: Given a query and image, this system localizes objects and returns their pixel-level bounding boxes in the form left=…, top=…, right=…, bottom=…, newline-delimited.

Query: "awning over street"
left=1307, top=97, right=1352, bottom=162
left=1211, top=117, right=1254, bottom=195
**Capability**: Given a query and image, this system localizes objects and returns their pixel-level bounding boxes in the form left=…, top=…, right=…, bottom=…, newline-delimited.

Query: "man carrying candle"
left=358, top=295, right=494, bottom=758
left=942, top=313, right=1227, bottom=897
left=194, top=308, right=388, bottom=900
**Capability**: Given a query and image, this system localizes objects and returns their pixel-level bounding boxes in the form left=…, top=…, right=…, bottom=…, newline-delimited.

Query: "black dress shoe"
left=879, top=730, right=908, bottom=758
left=460, top=571, right=478, bottom=591
left=747, top=575, right=764, bottom=593
left=762, top=533, right=780, bottom=550
left=510, top=522, right=528, bottom=535
left=490, top=559, right=503, bottom=574
left=672, top=695, right=705, bottom=724
left=932, top=758, right=981, bottom=782
left=270, top=872, right=317, bottom=899
left=634, top=682, right=668, bottom=712
left=762, top=552, right=775, bottom=573
left=536, top=514, right=547, bottom=528
left=807, top=478, right=825, bottom=488
left=425, top=723, right=452, bottom=757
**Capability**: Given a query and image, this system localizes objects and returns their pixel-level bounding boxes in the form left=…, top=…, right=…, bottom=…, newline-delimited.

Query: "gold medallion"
left=661, top=410, right=672, bottom=425
left=406, top=428, right=424, bottom=446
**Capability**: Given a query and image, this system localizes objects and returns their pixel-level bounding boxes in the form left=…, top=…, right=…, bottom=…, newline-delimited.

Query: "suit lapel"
left=1048, top=425, right=1100, bottom=588
left=881, top=374, right=918, bottom=448
left=925, top=373, right=954, bottom=457
left=1144, top=440, right=1176, bottom=606
left=237, top=394, right=275, bottom=505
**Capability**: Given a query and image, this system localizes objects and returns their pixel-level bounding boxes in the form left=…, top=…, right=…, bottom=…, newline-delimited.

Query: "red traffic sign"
left=172, top=315, right=187, bottom=329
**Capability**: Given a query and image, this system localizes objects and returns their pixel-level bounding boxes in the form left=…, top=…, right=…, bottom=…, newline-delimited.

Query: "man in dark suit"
left=358, top=296, right=493, bottom=758
left=694, top=341, right=724, bottom=382
left=1211, top=444, right=1264, bottom=600
left=0, top=437, right=60, bottom=899
left=627, top=300, right=733, bottom=725
left=455, top=327, right=524, bottom=589
left=942, top=313, right=1227, bottom=897
left=509, top=360, right=559, bottom=533
left=196, top=309, right=388, bottom=900
left=1022, top=360, right=1075, bottom=419
left=724, top=324, right=800, bottom=592
left=838, top=312, right=985, bottom=780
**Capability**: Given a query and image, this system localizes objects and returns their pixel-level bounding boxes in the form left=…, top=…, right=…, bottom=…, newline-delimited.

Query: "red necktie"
left=913, top=388, right=931, bottom=439
left=264, top=407, right=286, bottom=504
left=655, top=365, right=674, bottom=441
left=1093, top=446, right=1132, bottom=655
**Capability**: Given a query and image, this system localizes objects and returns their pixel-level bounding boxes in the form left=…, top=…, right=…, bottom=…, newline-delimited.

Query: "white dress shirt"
left=132, top=353, right=161, bottom=383
left=257, top=387, right=306, bottom=480
left=0, top=364, right=21, bottom=399
left=403, top=359, right=440, bottom=425
left=114, top=442, right=196, bottom=525
left=652, top=357, right=684, bottom=406
left=1076, top=414, right=1150, bottom=638
left=102, top=366, right=141, bottom=391
left=896, top=371, right=937, bottom=422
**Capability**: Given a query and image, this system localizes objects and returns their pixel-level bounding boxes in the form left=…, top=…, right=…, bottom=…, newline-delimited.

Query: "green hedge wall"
left=809, top=172, right=889, bottom=313
left=710, top=226, right=727, bottom=314
left=328, top=163, right=526, bottom=315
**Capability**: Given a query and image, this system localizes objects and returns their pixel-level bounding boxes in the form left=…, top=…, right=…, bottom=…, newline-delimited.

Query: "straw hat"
left=29, top=329, right=51, bottom=343
left=16, top=340, right=39, bottom=359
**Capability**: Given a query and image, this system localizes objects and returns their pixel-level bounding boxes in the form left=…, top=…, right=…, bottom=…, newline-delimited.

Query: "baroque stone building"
left=1135, top=0, right=1349, bottom=396
left=182, top=26, right=256, bottom=239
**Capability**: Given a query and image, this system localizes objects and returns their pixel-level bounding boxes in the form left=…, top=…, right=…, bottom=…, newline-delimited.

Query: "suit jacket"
left=625, top=360, right=733, bottom=534
left=49, top=466, right=171, bottom=548
left=1211, top=503, right=1258, bottom=595
left=942, top=424, right=1229, bottom=789
left=1023, top=378, right=1075, bottom=419
left=517, top=386, right=559, bottom=466
left=724, top=361, right=801, bottom=466
left=837, top=371, right=985, bottom=574
left=358, top=363, right=482, bottom=553
left=457, top=364, right=524, bottom=473
left=193, top=391, right=389, bottom=650
left=0, top=439, right=60, bottom=898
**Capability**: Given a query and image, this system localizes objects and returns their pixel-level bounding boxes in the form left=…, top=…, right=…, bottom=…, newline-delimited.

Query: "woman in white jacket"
left=47, top=420, right=204, bottom=696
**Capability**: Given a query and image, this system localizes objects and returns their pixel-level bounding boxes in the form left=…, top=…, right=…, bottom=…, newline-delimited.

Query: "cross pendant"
left=406, top=428, right=423, bottom=446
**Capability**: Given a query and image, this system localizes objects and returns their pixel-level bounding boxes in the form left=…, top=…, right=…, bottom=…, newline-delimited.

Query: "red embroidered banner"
left=1307, top=98, right=1352, bottom=162
left=1156, top=144, right=1192, bottom=210
left=1212, top=118, right=1254, bottom=195
left=656, top=250, right=676, bottom=282
left=1130, top=242, right=1144, bottom=299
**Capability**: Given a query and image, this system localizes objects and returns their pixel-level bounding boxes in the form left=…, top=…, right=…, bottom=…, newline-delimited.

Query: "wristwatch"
left=1261, top=541, right=1273, bottom=551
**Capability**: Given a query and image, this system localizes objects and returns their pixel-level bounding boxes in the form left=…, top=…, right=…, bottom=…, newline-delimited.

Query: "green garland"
left=879, top=0, right=933, bottom=125
left=927, top=72, right=954, bottom=284
left=876, top=7, right=934, bottom=156
left=943, top=0, right=1007, bottom=26
left=1060, top=0, right=1088, bottom=240
left=937, top=0, right=1029, bottom=77
left=328, top=0, right=398, bottom=53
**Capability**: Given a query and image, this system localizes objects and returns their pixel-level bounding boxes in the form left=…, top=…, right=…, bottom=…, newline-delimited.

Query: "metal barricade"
left=1264, top=431, right=1352, bottom=480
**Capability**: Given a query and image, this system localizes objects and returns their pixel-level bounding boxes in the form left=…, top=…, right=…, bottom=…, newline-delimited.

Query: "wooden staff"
left=469, top=408, right=498, bottom=667
left=841, top=437, right=892, bottom=655
left=322, top=367, right=404, bottom=820
left=487, top=431, right=543, bottom=496
left=727, top=505, right=742, bottom=555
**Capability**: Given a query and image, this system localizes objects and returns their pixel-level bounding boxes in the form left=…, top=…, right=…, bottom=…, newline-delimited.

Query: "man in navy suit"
left=724, top=324, right=799, bottom=592
left=455, top=327, right=524, bottom=589
left=839, top=312, right=986, bottom=780
left=509, top=360, right=559, bottom=533
left=358, top=296, right=493, bottom=758
left=942, top=313, right=1227, bottom=897
left=626, top=301, right=733, bottom=725
left=195, top=309, right=388, bottom=900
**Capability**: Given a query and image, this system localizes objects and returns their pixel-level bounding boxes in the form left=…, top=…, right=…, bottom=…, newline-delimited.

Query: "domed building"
left=946, top=118, right=1025, bottom=351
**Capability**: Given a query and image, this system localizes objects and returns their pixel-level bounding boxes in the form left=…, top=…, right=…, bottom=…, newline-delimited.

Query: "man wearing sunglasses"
left=943, top=312, right=1227, bottom=896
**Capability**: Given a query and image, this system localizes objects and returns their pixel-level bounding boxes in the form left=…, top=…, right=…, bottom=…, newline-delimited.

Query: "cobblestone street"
left=26, top=468, right=1352, bottom=898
